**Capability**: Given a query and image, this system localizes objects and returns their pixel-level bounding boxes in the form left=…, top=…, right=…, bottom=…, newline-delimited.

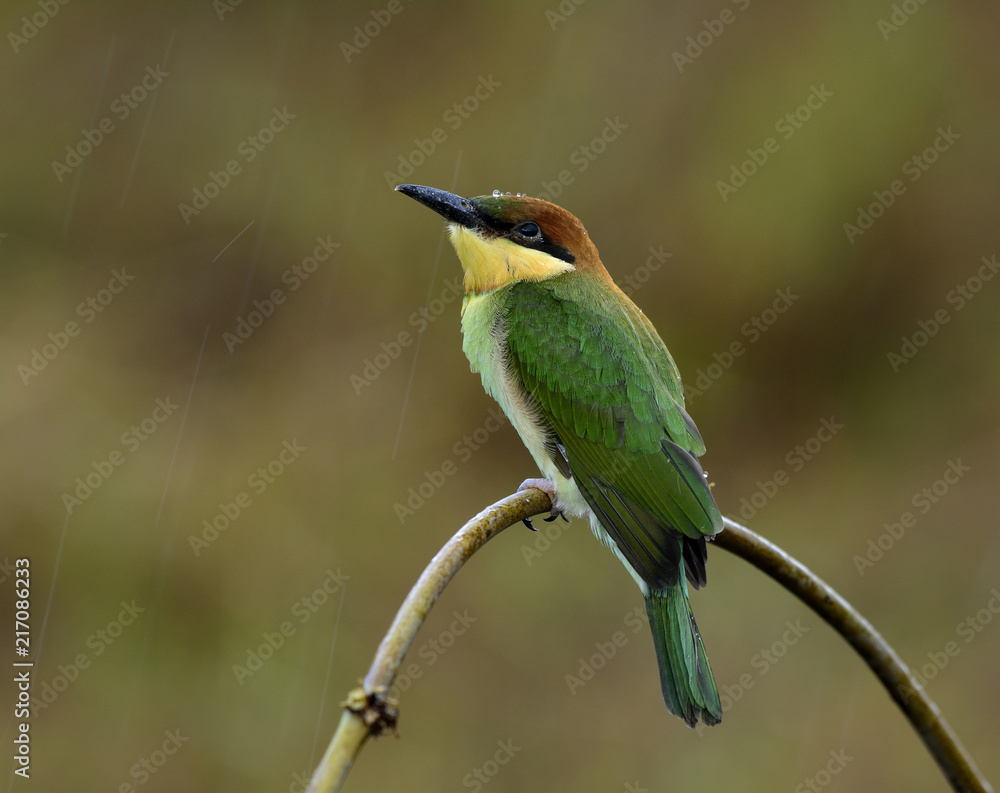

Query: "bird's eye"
left=517, top=222, right=540, bottom=238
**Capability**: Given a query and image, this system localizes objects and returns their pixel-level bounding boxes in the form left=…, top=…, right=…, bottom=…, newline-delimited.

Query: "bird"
left=396, top=184, right=723, bottom=728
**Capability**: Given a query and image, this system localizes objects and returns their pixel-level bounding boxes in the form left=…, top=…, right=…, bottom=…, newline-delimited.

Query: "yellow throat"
left=449, top=225, right=575, bottom=295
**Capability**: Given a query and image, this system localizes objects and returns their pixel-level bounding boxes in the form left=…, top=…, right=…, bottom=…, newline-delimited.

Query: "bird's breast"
left=461, top=291, right=546, bottom=460
left=460, top=291, right=590, bottom=518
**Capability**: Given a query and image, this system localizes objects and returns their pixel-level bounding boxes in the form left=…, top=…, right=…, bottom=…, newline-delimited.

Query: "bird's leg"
left=517, top=478, right=569, bottom=527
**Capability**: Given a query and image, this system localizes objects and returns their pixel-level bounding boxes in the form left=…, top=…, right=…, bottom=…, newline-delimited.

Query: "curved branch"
left=306, top=490, right=994, bottom=793
left=306, top=488, right=551, bottom=793
left=715, top=517, right=992, bottom=793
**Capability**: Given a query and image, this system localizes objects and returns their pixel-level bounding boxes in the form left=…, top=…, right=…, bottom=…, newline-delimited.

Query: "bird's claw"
left=518, top=479, right=565, bottom=529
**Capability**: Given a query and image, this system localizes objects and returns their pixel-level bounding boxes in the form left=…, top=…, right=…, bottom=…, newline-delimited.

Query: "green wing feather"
left=503, top=277, right=722, bottom=590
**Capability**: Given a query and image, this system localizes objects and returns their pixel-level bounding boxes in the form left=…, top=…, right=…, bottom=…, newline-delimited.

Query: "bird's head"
left=396, top=184, right=603, bottom=295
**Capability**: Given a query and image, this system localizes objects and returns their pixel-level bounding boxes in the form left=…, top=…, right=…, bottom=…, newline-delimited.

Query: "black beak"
left=395, top=184, right=482, bottom=230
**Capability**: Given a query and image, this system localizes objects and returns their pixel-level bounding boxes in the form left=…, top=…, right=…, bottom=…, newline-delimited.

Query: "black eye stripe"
left=512, top=227, right=575, bottom=264
left=472, top=206, right=576, bottom=264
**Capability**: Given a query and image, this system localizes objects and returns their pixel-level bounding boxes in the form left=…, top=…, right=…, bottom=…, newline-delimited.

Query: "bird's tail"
left=645, top=582, right=722, bottom=728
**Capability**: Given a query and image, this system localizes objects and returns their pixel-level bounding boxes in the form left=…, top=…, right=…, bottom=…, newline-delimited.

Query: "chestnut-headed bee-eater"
left=396, top=184, right=723, bottom=727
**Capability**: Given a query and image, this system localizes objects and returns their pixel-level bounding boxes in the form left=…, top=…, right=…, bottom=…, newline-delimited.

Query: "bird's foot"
left=518, top=477, right=556, bottom=496
left=517, top=478, right=569, bottom=528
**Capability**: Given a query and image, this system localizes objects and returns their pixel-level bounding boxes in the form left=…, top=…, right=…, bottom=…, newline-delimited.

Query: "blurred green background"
left=2, top=2, right=999, bottom=791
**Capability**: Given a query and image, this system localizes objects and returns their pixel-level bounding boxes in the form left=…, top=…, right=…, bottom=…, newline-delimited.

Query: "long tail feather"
left=645, top=582, right=722, bottom=727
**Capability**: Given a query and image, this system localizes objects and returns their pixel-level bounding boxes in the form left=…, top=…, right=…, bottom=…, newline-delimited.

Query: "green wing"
left=504, top=278, right=722, bottom=591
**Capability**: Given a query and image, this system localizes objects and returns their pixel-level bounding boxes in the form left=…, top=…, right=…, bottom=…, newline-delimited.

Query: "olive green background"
left=1, top=2, right=998, bottom=792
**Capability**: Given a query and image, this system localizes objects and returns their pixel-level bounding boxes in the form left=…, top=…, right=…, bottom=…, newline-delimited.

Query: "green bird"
left=396, top=184, right=724, bottom=727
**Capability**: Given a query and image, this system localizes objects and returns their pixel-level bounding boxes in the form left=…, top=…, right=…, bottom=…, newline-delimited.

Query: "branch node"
left=343, top=686, right=399, bottom=739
